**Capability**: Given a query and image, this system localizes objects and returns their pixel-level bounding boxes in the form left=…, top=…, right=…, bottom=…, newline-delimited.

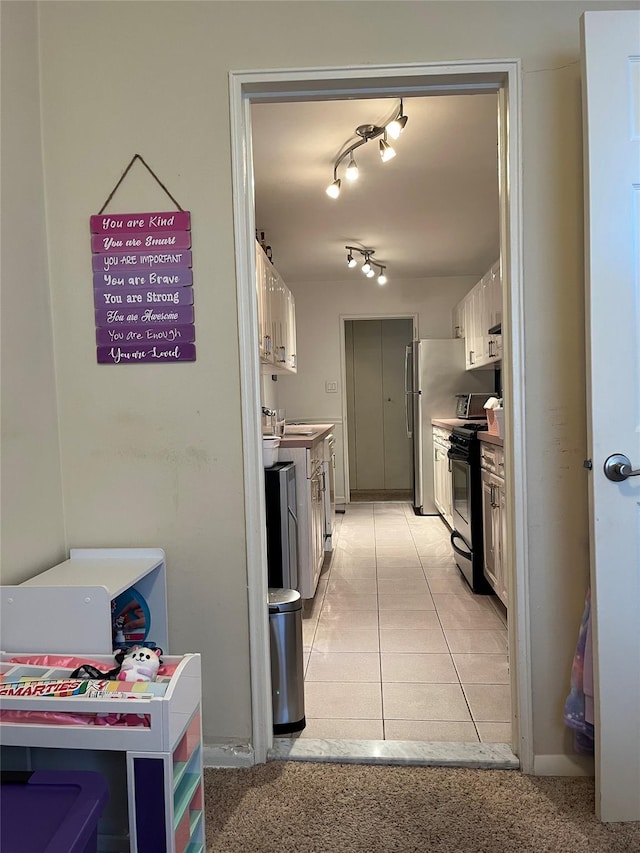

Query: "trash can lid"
left=268, top=588, right=302, bottom=613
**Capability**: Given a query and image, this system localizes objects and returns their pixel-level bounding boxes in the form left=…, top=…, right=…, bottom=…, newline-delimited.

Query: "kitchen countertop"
left=478, top=431, right=504, bottom=447
left=276, top=423, right=334, bottom=449
left=431, top=418, right=487, bottom=429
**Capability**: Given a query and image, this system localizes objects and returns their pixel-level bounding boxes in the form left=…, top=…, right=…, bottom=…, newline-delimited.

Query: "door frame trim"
left=229, top=59, right=531, bottom=771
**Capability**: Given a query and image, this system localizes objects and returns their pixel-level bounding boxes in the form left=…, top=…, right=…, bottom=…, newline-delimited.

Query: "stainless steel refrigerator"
left=404, top=339, right=494, bottom=515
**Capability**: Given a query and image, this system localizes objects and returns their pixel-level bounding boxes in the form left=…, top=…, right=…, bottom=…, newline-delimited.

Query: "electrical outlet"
left=325, top=380, right=338, bottom=393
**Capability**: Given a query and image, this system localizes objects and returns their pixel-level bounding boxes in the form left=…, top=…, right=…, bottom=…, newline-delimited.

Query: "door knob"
left=603, top=453, right=640, bottom=482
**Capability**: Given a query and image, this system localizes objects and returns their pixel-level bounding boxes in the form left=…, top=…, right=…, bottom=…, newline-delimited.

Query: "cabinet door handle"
left=469, top=350, right=475, bottom=365
left=491, top=484, right=499, bottom=508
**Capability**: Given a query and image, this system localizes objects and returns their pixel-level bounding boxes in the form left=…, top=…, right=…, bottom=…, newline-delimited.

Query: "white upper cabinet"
left=256, top=243, right=297, bottom=374
left=284, top=287, right=297, bottom=372
left=452, top=297, right=466, bottom=339
left=454, top=259, right=502, bottom=370
left=256, top=243, right=272, bottom=361
left=486, top=260, right=503, bottom=362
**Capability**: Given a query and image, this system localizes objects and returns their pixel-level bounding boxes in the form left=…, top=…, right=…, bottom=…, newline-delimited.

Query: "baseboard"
left=533, top=753, right=595, bottom=776
left=202, top=742, right=256, bottom=768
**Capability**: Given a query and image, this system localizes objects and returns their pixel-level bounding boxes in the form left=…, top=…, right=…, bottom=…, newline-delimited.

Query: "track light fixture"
left=325, top=100, right=408, bottom=199
left=345, top=246, right=388, bottom=285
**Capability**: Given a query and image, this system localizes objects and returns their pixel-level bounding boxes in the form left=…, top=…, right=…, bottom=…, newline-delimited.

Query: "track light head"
left=386, top=111, right=408, bottom=140
left=347, top=252, right=357, bottom=268
left=345, top=156, right=359, bottom=181
left=366, top=268, right=375, bottom=278
left=377, top=272, right=387, bottom=285
left=362, top=256, right=371, bottom=274
left=379, top=137, right=396, bottom=162
left=326, top=178, right=341, bottom=199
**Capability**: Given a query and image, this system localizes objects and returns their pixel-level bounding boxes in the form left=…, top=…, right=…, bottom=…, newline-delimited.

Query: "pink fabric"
left=583, top=606, right=594, bottom=726
left=0, top=709, right=150, bottom=727
left=8, top=655, right=109, bottom=670
left=7, top=654, right=179, bottom=677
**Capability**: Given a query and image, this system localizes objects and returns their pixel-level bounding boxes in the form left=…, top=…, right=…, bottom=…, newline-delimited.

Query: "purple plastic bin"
left=0, top=770, right=109, bottom=853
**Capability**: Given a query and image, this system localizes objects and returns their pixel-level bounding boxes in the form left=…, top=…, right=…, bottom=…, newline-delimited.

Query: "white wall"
left=276, top=274, right=477, bottom=501
left=0, top=2, right=66, bottom=581
left=10, top=0, right=633, bottom=757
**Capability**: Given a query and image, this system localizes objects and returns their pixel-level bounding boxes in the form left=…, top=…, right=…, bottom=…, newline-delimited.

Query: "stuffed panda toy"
left=117, top=646, right=162, bottom=682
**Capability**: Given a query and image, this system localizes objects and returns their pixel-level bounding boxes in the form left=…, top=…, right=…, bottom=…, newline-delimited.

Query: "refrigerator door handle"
left=404, top=344, right=415, bottom=439
left=404, top=345, right=411, bottom=395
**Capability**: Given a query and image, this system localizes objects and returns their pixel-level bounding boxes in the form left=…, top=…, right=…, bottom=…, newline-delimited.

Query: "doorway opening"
left=345, top=318, right=414, bottom=503
left=229, top=60, right=530, bottom=770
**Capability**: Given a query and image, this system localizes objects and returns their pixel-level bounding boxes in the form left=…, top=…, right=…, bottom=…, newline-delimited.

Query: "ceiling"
left=251, top=94, right=500, bottom=285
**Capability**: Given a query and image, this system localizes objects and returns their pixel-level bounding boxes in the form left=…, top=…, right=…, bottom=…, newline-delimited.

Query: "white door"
left=582, top=10, right=640, bottom=822
left=345, top=318, right=413, bottom=494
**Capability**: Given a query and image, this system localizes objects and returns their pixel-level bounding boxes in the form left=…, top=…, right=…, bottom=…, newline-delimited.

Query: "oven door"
left=450, top=454, right=472, bottom=545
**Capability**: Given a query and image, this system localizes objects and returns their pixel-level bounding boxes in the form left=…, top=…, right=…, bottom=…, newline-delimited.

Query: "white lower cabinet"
left=432, top=426, right=453, bottom=527
left=278, top=441, right=326, bottom=599
left=480, top=442, right=508, bottom=607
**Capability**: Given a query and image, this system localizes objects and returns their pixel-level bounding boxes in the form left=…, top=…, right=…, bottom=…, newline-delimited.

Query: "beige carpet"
left=204, top=763, right=639, bottom=852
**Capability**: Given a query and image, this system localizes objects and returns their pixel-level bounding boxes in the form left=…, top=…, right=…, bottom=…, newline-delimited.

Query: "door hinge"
left=583, top=459, right=593, bottom=470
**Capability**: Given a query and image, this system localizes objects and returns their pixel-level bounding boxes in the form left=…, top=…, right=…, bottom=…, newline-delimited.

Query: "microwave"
left=455, top=393, right=488, bottom=419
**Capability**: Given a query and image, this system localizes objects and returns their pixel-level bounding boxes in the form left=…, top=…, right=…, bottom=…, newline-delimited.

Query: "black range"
left=447, top=423, right=493, bottom=594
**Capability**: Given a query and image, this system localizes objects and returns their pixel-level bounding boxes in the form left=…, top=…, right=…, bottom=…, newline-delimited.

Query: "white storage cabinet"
left=0, top=547, right=204, bottom=851
left=0, top=548, right=169, bottom=655
left=0, top=651, right=204, bottom=853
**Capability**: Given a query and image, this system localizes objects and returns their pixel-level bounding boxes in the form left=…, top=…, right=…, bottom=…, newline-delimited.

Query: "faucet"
left=262, top=406, right=276, bottom=417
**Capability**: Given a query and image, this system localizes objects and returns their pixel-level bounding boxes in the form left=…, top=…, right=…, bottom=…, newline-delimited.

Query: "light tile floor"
left=296, top=501, right=510, bottom=744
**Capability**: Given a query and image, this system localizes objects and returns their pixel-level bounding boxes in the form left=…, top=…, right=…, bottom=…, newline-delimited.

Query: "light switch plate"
left=325, top=380, right=338, bottom=393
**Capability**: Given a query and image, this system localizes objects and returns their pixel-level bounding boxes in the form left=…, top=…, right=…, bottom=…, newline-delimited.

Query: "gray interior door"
left=345, top=318, right=413, bottom=494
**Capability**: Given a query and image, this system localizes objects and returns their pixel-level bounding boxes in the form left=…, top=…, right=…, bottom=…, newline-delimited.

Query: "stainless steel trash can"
left=268, top=588, right=305, bottom=734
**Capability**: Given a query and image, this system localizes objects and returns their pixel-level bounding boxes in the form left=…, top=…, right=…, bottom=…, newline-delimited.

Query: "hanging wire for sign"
left=97, top=154, right=184, bottom=215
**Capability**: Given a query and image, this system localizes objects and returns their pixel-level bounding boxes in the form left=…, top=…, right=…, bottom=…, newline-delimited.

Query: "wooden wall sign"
left=90, top=210, right=195, bottom=364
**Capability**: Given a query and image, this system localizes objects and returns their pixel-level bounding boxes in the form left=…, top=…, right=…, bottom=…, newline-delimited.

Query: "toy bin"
left=0, top=769, right=109, bottom=853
